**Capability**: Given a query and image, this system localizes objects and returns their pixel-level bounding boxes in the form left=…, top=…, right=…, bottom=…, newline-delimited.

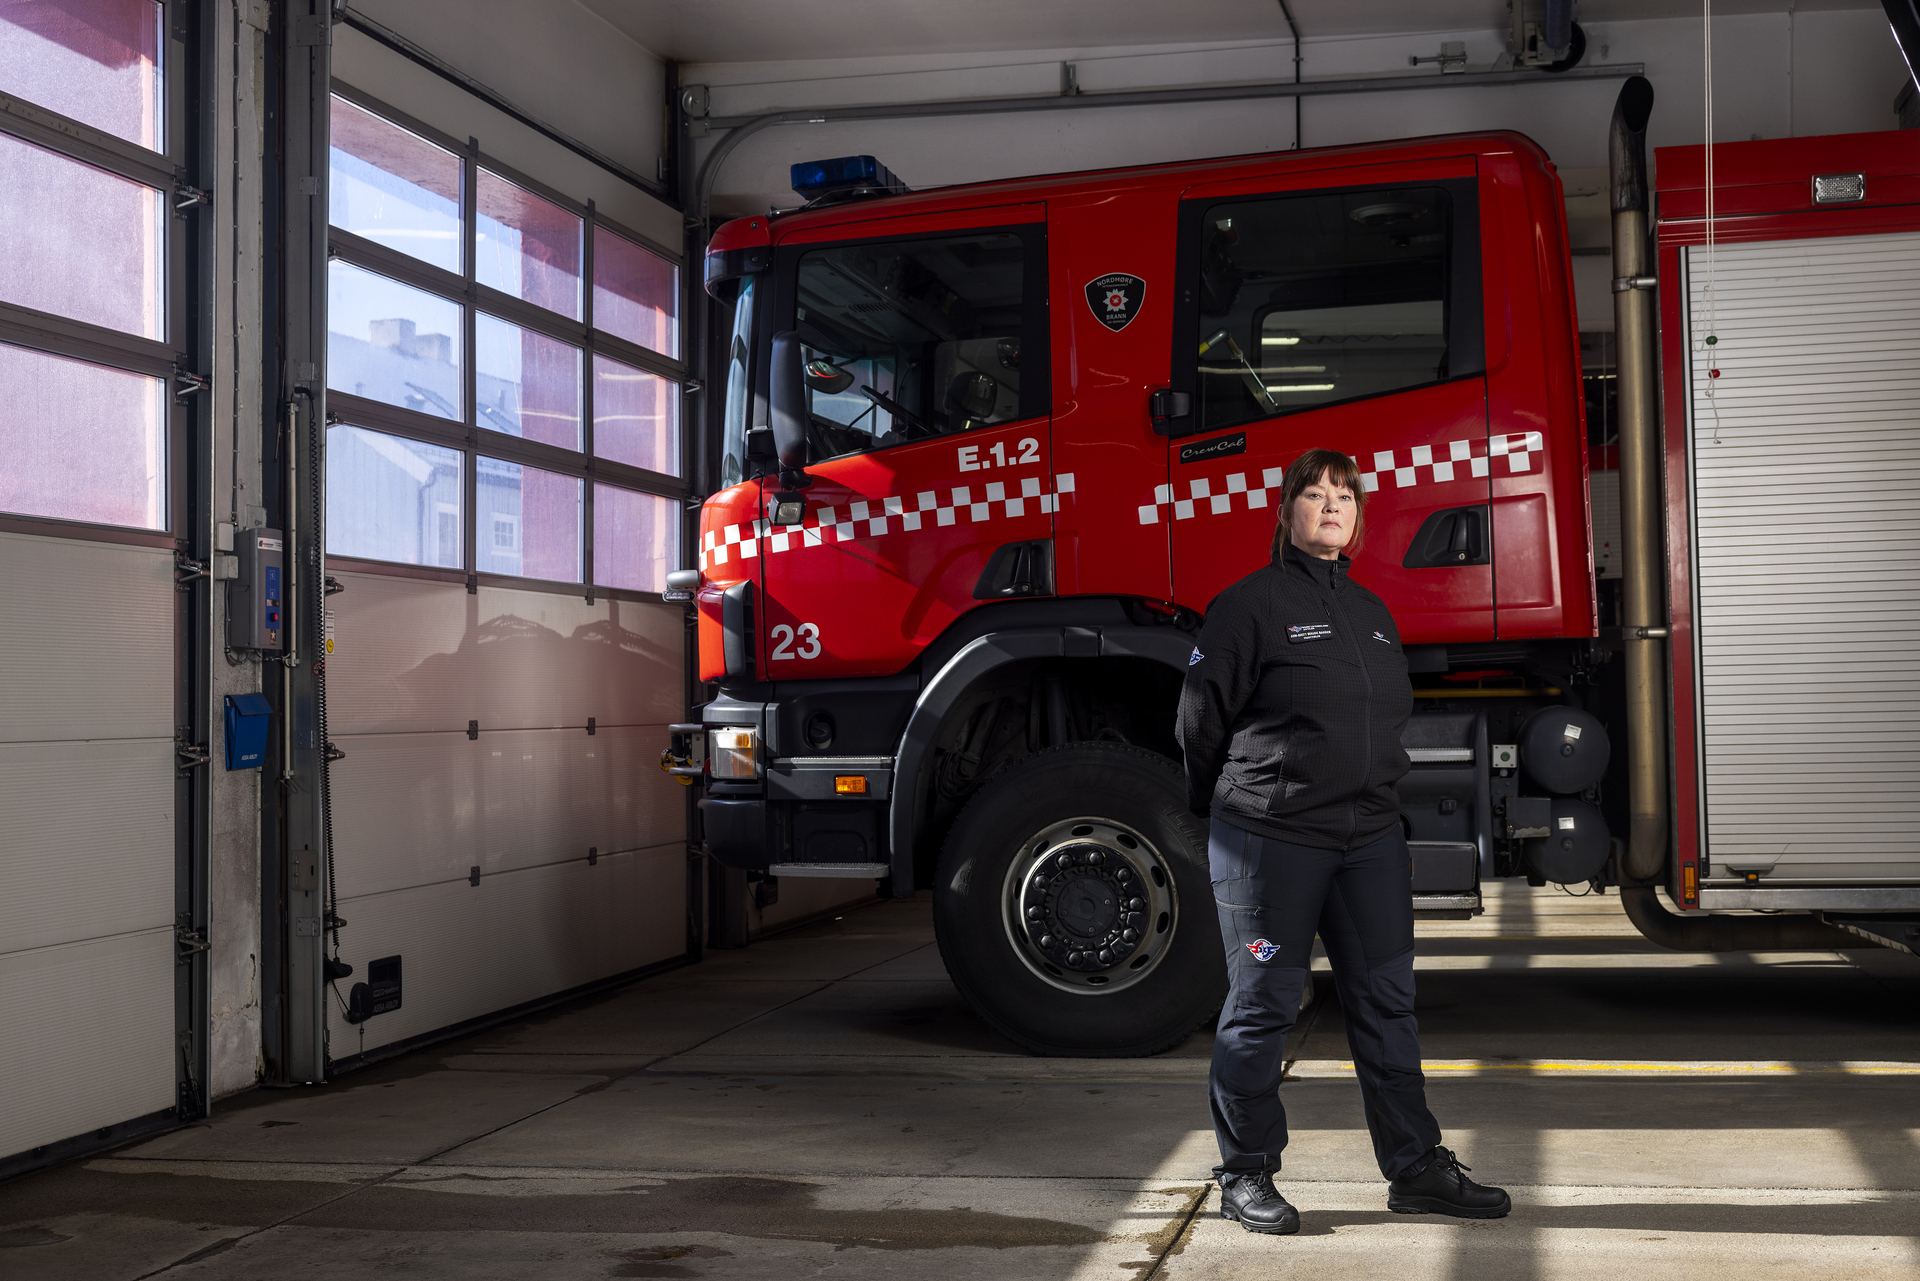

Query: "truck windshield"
left=791, top=228, right=1041, bottom=461
left=719, top=274, right=756, bottom=489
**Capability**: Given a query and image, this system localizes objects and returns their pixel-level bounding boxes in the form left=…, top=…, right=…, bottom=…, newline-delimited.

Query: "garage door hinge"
left=175, top=726, right=209, bottom=772
left=175, top=924, right=210, bottom=959
left=172, top=182, right=211, bottom=214
left=174, top=549, right=209, bottom=590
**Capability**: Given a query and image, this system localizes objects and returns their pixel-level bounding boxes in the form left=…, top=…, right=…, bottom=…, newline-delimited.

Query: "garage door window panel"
left=0, top=132, right=162, bottom=339
left=476, top=313, right=581, bottom=450
left=0, top=340, right=164, bottom=529
left=478, top=170, right=582, bottom=320
left=592, top=354, right=678, bottom=477
left=329, top=96, right=462, bottom=276
left=326, top=424, right=464, bottom=569
left=327, top=259, right=463, bottom=420
left=0, top=0, right=163, bottom=151
left=593, top=484, right=676, bottom=593
left=593, top=228, right=677, bottom=358
left=478, top=456, right=582, bottom=583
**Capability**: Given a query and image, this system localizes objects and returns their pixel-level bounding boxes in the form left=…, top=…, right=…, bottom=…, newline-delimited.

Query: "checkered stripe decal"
left=1139, top=468, right=1286, bottom=525
left=1139, top=434, right=1544, bottom=525
left=1359, top=432, right=1543, bottom=491
left=700, top=473, right=1075, bottom=569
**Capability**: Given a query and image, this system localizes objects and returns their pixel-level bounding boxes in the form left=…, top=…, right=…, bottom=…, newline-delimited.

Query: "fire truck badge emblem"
left=1085, top=272, right=1145, bottom=331
left=1246, top=939, right=1281, bottom=962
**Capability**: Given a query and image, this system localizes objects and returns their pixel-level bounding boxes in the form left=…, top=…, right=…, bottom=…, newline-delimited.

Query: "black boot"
left=1388, top=1146, right=1511, bottom=1219
left=1218, top=1171, right=1300, bottom=1234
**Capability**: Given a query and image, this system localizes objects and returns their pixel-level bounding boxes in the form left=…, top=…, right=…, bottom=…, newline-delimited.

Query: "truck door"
left=1162, top=163, right=1495, bottom=642
left=758, top=205, right=1055, bottom=679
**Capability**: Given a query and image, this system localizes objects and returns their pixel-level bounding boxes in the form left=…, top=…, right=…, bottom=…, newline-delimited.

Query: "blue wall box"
left=225, top=693, right=273, bottom=770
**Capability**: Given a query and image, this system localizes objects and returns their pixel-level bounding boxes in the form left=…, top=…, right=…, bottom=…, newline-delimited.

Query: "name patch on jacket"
left=1287, top=623, right=1333, bottom=644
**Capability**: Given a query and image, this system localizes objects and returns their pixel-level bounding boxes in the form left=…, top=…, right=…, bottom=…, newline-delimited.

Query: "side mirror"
left=769, top=331, right=809, bottom=474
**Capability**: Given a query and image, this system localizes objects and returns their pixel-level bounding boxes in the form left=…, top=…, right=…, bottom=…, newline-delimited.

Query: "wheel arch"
left=888, top=624, right=1196, bottom=893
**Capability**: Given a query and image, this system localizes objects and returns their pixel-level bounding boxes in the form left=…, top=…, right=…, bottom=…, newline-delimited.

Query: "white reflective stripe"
left=1408, top=747, right=1474, bottom=763
left=701, top=470, right=1079, bottom=563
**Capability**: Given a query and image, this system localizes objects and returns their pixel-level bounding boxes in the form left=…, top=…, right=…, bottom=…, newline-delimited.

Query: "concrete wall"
left=207, top=0, right=271, bottom=1101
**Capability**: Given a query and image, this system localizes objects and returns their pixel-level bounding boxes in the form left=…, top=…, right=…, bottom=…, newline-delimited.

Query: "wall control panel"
left=230, top=527, right=284, bottom=651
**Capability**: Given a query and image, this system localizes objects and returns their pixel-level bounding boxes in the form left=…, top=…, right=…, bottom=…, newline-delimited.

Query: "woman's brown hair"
left=1269, top=448, right=1368, bottom=561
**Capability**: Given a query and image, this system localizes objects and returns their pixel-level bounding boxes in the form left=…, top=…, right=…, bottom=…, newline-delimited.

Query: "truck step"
left=1412, top=892, right=1481, bottom=920
left=766, top=862, right=890, bottom=879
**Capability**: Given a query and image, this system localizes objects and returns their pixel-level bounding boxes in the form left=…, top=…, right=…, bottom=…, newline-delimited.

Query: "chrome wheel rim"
left=1000, top=815, right=1179, bottom=996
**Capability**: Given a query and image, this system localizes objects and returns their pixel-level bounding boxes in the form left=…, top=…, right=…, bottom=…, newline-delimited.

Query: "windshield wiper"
left=859, top=384, right=931, bottom=436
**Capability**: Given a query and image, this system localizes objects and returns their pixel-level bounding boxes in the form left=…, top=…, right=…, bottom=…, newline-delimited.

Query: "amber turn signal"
left=834, top=775, right=868, bottom=794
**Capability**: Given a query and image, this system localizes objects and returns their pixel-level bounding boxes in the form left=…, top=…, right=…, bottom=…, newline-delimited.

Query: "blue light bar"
left=791, top=155, right=906, bottom=199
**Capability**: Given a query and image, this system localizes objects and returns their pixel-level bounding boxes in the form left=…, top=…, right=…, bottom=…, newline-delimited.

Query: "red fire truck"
left=666, top=79, right=1920, bottom=1055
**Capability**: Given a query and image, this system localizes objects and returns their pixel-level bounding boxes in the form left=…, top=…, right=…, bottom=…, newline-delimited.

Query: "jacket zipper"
left=1328, top=576, right=1371, bottom=851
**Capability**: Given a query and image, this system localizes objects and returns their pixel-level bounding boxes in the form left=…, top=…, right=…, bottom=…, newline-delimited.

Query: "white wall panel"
left=685, top=14, right=1904, bottom=222
left=0, top=929, right=176, bottom=1158
left=327, top=573, right=682, bottom=735
left=326, top=844, right=686, bottom=1057
left=0, top=532, right=173, bottom=743
left=325, top=572, right=471, bottom=735
left=470, top=587, right=683, bottom=731
left=0, top=740, right=174, bottom=956
left=331, top=725, right=686, bottom=898
left=1687, top=231, right=1920, bottom=881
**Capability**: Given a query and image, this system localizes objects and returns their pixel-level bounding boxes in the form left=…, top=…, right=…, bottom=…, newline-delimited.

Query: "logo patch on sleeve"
left=1286, top=623, right=1333, bottom=644
left=1246, top=939, right=1281, bottom=962
left=1372, top=630, right=1392, bottom=644
left=1188, top=648, right=1204, bottom=666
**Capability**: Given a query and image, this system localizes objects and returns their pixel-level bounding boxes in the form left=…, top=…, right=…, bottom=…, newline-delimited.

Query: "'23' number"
left=770, top=622, right=821, bottom=661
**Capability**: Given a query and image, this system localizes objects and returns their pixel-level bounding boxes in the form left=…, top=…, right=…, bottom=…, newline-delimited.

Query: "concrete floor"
left=4, top=883, right=1919, bottom=1280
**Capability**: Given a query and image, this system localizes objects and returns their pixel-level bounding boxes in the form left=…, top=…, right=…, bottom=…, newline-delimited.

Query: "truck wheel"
left=932, top=742, right=1225, bottom=1056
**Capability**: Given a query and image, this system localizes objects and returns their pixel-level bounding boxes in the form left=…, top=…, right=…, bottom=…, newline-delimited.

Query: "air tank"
left=1518, top=706, right=1610, bottom=795
left=1524, top=798, right=1611, bottom=884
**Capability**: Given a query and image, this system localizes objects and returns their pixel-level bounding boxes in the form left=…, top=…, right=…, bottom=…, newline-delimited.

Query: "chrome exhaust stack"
left=1607, top=76, right=1670, bottom=885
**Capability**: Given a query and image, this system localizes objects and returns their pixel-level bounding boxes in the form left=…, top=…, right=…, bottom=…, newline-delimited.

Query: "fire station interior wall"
left=331, top=17, right=678, bottom=253
left=323, top=573, right=691, bottom=1059
left=0, top=533, right=177, bottom=1159
left=687, top=8, right=1906, bottom=336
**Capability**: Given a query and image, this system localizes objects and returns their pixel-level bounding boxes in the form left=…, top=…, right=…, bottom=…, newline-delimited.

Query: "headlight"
left=709, top=727, right=759, bottom=779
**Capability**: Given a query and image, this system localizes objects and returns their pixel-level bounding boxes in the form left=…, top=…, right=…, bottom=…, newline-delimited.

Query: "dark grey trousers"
left=1207, top=816, right=1442, bottom=1182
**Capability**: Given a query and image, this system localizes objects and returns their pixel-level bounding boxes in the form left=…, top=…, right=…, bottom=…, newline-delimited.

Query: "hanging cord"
left=309, top=408, right=345, bottom=970
left=1699, top=0, right=1724, bottom=439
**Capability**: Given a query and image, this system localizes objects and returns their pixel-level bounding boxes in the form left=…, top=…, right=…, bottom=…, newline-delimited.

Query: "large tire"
left=933, top=743, right=1226, bottom=1056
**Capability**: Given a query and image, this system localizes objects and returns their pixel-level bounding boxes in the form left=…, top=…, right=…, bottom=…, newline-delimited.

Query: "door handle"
left=1149, top=388, right=1191, bottom=434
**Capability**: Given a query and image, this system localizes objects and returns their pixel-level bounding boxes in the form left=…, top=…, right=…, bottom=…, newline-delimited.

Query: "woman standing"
left=1176, top=447, right=1510, bottom=1234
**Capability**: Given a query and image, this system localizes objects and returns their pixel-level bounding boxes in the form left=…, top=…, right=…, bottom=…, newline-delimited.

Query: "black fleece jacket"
left=1176, top=542, right=1413, bottom=850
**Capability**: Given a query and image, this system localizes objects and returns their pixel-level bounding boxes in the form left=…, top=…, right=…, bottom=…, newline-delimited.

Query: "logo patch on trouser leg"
left=1246, top=939, right=1280, bottom=962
